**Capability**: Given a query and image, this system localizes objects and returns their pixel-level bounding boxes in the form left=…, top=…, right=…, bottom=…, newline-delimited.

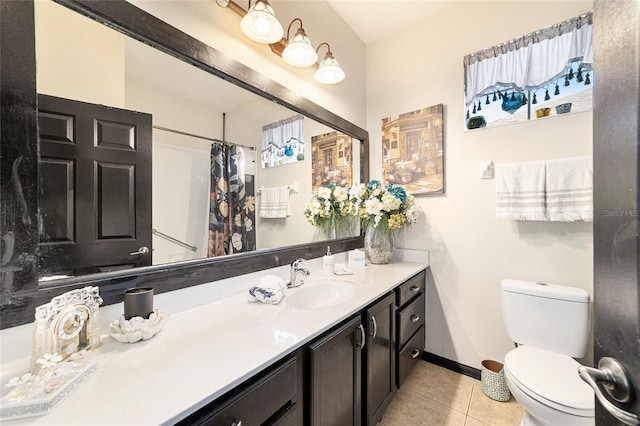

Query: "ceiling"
left=326, top=0, right=464, bottom=45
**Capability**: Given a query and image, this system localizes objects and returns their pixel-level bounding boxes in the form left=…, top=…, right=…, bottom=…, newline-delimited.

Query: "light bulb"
left=314, top=54, right=345, bottom=84
left=282, top=29, right=317, bottom=67
left=240, top=1, right=283, bottom=44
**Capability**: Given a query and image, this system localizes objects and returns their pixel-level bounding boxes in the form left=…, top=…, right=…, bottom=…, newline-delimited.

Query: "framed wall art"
left=382, top=104, right=444, bottom=195
left=311, top=131, right=353, bottom=190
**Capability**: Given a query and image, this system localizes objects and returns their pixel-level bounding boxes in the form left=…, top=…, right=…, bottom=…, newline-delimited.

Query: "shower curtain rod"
left=153, top=125, right=256, bottom=151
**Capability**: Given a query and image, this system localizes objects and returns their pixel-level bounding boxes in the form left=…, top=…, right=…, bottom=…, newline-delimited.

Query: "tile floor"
left=380, top=361, right=524, bottom=426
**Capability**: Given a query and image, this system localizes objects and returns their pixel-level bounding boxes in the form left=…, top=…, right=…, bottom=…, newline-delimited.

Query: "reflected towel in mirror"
left=259, top=186, right=291, bottom=218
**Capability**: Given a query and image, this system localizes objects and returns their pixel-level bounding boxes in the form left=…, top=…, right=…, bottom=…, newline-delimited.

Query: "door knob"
left=129, top=246, right=149, bottom=256
left=578, top=357, right=640, bottom=425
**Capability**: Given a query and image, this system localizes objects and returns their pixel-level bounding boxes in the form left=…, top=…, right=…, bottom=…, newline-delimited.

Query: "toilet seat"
left=504, top=346, right=594, bottom=417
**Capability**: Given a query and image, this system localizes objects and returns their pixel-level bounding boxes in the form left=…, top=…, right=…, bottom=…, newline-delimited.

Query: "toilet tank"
left=501, top=279, right=590, bottom=358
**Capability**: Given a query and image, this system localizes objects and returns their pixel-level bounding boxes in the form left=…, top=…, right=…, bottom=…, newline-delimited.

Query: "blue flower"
left=367, top=180, right=381, bottom=190
left=325, top=183, right=335, bottom=190
left=386, top=184, right=406, bottom=201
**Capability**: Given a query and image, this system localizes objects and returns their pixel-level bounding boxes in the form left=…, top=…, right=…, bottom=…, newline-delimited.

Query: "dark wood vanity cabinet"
left=307, top=316, right=363, bottom=426
left=307, top=271, right=427, bottom=426
left=364, top=293, right=396, bottom=425
left=176, top=268, right=428, bottom=426
left=395, top=271, right=426, bottom=388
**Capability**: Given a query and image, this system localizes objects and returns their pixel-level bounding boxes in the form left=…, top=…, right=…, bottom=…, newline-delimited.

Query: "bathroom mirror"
left=0, top=0, right=368, bottom=328
left=36, top=0, right=362, bottom=280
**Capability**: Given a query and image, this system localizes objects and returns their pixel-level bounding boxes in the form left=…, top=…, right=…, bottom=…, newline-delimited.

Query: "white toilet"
left=501, top=279, right=595, bottom=426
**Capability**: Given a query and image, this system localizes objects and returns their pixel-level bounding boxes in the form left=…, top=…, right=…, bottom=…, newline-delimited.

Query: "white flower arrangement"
left=347, top=180, right=420, bottom=238
left=304, top=184, right=355, bottom=237
left=306, top=180, right=420, bottom=240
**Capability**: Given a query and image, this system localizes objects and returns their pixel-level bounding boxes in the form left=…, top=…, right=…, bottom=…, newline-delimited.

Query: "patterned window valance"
left=261, top=114, right=304, bottom=151
left=464, top=12, right=593, bottom=107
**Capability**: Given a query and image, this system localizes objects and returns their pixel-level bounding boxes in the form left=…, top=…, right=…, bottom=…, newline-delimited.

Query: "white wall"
left=128, top=0, right=367, bottom=129
left=35, top=0, right=125, bottom=106
left=367, top=1, right=594, bottom=369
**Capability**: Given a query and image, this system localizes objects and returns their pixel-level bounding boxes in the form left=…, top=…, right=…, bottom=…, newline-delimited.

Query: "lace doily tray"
left=0, top=359, right=96, bottom=421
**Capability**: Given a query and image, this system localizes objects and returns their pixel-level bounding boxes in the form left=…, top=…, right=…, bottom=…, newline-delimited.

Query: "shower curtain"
left=208, top=142, right=256, bottom=257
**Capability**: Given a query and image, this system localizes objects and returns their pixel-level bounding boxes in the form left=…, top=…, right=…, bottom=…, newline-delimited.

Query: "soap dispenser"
left=323, top=246, right=334, bottom=275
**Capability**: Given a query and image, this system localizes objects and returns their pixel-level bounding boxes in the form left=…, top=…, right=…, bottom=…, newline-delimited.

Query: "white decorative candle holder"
left=107, top=309, right=168, bottom=343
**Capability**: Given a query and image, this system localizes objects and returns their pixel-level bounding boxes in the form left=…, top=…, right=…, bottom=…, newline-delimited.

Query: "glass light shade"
left=240, top=1, right=284, bottom=44
left=282, top=29, right=318, bottom=67
left=314, top=53, right=345, bottom=84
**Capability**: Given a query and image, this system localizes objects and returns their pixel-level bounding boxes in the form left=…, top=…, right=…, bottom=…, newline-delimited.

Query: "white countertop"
left=1, top=255, right=427, bottom=426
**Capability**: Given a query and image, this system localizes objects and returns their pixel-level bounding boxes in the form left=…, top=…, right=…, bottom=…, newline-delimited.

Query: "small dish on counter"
left=108, top=309, right=168, bottom=343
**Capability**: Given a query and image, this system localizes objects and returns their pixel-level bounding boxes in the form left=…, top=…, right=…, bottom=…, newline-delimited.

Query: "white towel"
left=495, top=161, right=547, bottom=221
left=248, top=275, right=286, bottom=305
left=259, top=186, right=290, bottom=218
left=545, top=156, right=593, bottom=222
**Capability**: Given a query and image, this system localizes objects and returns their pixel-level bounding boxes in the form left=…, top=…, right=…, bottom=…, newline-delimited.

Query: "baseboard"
left=421, top=351, right=481, bottom=381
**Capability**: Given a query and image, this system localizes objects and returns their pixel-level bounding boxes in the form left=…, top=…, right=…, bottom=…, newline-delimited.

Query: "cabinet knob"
left=409, top=285, right=420, bottom=293
left=410, top=314, right=420, bottom=323
left=411, top=349, right=421, bottom=359
left=231, top=420, right=242, bottom=426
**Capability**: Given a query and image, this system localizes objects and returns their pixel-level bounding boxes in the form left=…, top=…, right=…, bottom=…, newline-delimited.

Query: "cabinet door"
left=309, top=316, right=363, bottom=426
left=365, top=293, right=395, bottom=425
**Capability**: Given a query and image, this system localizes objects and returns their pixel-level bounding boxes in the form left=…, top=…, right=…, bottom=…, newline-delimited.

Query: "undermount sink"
left=286, top=277, right=362, bottom=309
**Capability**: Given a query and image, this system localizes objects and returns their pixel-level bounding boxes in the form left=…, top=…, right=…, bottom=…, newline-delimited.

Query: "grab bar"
left=152, top=228, right=197, bottom=252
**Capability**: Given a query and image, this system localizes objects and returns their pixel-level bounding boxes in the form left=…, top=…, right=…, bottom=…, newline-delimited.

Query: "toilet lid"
left=505, top=346, right=594, bottom=415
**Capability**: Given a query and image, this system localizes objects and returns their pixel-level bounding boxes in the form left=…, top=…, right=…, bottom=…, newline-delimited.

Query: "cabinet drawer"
left=397, top=293, right=425, bottom=347
left=396, top=271, right=425, bottom=307
left=273, top=403, right=298, bottom=426
left=182, top=357, right=297, bottom=426
left=397, top=325, right=425, bottom=388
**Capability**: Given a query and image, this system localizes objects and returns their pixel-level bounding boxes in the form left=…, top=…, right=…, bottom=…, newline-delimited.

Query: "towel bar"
left=152, top=229, right=197, bottom=252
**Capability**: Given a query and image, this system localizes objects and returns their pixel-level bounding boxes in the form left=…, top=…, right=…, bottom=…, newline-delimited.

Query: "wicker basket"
left=481, top=360, right=511, bottom=402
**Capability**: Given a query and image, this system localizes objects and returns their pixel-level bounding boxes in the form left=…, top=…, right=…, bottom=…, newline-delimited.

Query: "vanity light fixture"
left=281, top=18, right=318, bottom=68
left=239, top=0, right=284, bottom=44
left=217, top=0, right=346, bottom=84
left=314, top=43, right=345, bottom=84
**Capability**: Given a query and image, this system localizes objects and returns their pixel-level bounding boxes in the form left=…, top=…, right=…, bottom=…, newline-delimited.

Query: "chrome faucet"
left=288, top=258, right=310, bottom=288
